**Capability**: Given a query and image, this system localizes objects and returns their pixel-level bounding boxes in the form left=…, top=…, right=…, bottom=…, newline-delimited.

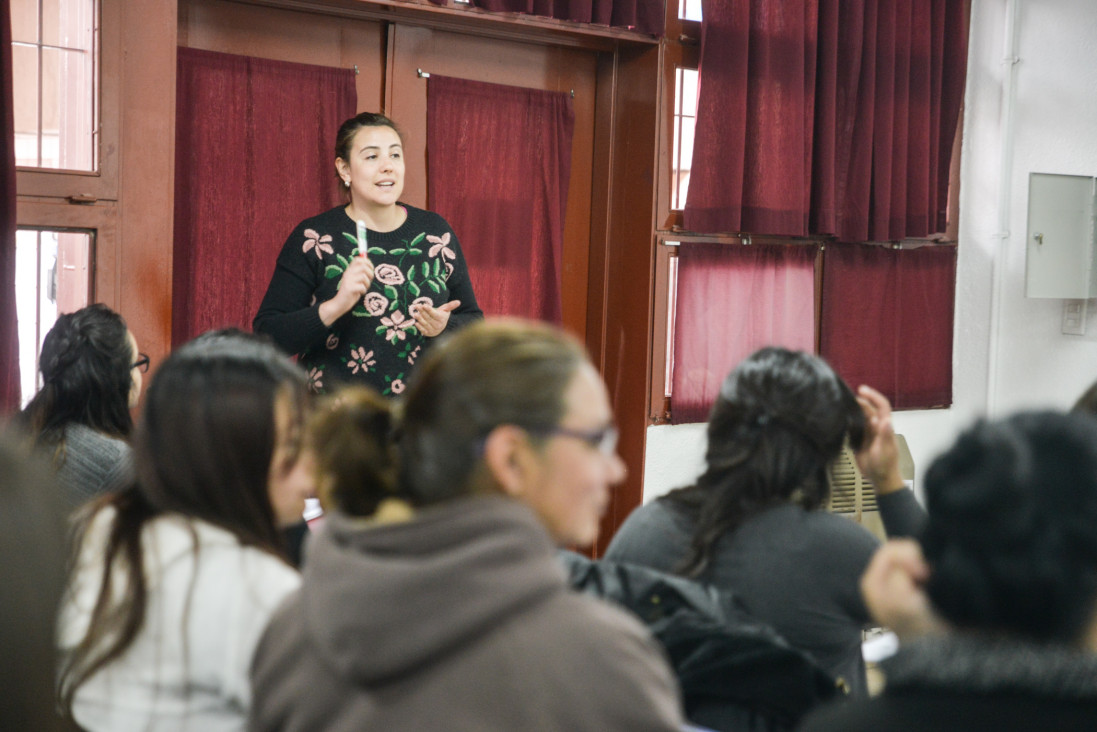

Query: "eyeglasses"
left=132, top=353, right=150, bottom=373
left=537, top=424, right=620, bottom=456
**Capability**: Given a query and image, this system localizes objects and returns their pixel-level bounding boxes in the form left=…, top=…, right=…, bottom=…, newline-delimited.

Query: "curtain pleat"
left=173, top=48, right=356, bottom=346
left=671, top=243, right=818, bottom=424
left=426, top=75, right=574, bottom=324
left=820, top=244, right=955, bottom=408
left=0, top=0, right=20, bottom=412
left=685, top=0, right=968, bottom=242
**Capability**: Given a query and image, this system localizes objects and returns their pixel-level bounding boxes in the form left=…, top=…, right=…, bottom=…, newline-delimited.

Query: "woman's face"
left=516, top=363, right=627, bottom=547
left=337, top=125, right=405, bottom=211
left=126, top=330, right=142, bottom=409
left=267, top=392, right=316, bottom=527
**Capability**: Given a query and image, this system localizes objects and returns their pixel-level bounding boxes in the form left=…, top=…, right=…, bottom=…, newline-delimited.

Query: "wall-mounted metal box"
left=1026, top=173, right=1097, bottom=298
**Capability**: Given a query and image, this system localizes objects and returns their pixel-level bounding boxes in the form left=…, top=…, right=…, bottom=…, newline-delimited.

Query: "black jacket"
left=561, top=552, right=842, bottom=732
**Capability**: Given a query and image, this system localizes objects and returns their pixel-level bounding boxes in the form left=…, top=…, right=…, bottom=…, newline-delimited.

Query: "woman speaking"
left=254, top=112, right=482, bottom=395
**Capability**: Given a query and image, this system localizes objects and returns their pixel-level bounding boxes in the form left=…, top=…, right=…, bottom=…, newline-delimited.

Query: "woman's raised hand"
left=855, top=385, right=906, bottom=495
left=413, top=300, right=460, bottom=337
left=320, top=255, right=375, bottom=326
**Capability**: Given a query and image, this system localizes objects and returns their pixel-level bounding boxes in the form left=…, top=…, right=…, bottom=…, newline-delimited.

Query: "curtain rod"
left=417, top=68, right=574, bottom=97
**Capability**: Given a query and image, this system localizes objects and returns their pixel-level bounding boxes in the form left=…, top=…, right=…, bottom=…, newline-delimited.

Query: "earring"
left=344, top=179, right=350, bottom=188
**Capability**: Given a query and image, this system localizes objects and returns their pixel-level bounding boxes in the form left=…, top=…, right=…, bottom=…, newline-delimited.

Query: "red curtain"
left=0, top=0, right=19, bottom=412
left=820, top=243, right=955, bottom=409
left=468, top=0, right=663, bottom=36
left=685, top=0, right=968, bottom=242
left=427, top=75, right=574, bottom=324
left=682, top=2, right=819, bottom=236
left=671, top=243, right=818, bottom=424
left=173, top=48, right=356, bottom=346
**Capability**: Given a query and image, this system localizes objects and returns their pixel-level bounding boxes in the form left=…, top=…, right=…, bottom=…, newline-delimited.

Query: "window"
left=671, top=67, right=698, bottom=211
left=678, top=0, right=701, bottom=22
left=11, top=0, right=98, bottom=172
left=15, top=229, right=92, bottom=404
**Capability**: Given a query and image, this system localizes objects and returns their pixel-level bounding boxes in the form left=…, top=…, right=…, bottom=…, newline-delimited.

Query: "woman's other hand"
left=320, top=256, right=375, bottom=326
left=413, top=300, right=460, bottom=337
left=855, top=385, right=906, bottom=495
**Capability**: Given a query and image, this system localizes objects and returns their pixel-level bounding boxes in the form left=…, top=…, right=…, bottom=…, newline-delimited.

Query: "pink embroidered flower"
left=374, top=263, right=405, bottom=286
left=381, top=311, right=414, bottom=342
left=408, top=297, right=435, bottom=318
left=390, top=379, right=405, bottom=394
left=302, top=229, right=334, bottom=259
left=407, top=345, right=422, bottom=366
left=364, top=292, right=389, bottom=316
left=325, top=334, right=339, bottom=350
left=347, top=347, right=376, bottom=375
left=307, top=367, right=324, bottom=393
left=427, top=232, right=456, bottom=260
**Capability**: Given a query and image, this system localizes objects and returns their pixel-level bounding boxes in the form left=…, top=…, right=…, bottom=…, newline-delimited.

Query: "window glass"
left=11, top=0, right=97, bottom=171
left=671, top=67, right=699, bottom=211
left=679, top=0, right=702, bottom=22
left=16, top=229, right=92, bottom=405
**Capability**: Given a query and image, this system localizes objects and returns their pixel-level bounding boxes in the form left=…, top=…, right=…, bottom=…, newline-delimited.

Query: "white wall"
left=643, top=0, right=1097, bottom=503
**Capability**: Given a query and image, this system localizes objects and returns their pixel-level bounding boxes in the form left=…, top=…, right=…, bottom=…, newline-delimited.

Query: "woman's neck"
left=344, top=201, right=406, bottom=233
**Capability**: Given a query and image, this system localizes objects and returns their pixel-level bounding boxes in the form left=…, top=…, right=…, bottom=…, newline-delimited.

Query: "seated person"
left=249, top=319, right=684, bottom=731
left=605, top=348, right=924, bottom=697
left=799, top=410, right=1097, bottom=731
left=57, top=331, right=313, bottom=731
left=18, top=304, right=142, bottom=510
left=0, top=433, right=69, bottom=731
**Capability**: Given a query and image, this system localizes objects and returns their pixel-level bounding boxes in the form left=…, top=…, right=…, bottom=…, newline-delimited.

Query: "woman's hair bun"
left=309, top=386, right=400, bottom=517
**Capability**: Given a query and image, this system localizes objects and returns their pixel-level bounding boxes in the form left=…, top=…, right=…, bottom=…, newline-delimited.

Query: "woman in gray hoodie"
left=249, top=319, right=684, bottom=732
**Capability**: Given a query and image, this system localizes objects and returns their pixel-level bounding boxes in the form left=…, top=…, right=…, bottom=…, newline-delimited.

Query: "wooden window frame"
left=16, top=0, right=120, bottom=203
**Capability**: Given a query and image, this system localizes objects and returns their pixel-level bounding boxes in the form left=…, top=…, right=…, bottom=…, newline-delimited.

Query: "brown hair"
left=311, top=319, right=588, bottom=516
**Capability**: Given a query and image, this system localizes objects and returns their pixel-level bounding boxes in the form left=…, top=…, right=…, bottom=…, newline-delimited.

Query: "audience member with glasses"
left=605, top=347, right=926, bottom=698
left=17, top=303, right=145, bottom=510
left=250, top=318, right=685, bottom=731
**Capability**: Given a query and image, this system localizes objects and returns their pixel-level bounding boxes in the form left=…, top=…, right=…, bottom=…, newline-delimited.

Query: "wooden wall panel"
left=592, top=43, right=661, bottom=555
left=179, top=0, right=386, bottom=113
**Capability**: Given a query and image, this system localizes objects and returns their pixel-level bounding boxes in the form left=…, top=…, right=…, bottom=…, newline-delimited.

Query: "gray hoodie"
left=249, top=496, right=684, bottom=731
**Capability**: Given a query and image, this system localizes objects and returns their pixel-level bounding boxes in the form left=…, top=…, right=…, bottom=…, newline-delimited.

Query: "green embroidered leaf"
left=433, top=258, right=441, bottom=277
left=324, top=265, right=342, bottom=279
left=390, top=248, right=406, bottom=256
left=342, top=232, right=359, bottom=246
left=367, top=247, right=386, bottom=256
left=384, top=285, right=398, bottom=300
left=408, top=281, right=420, bottom=297
left=409, top=232, right=425, bottom=247
left=388, top=299, right=398, bottom=312
left=336, top=254, right=349, bottom=268
left=426, top=280, right=441, bottom=294
left=352, top=308, right=370, bottom=318
left=375, top=325, right=388, bottom=334
left=421, top=261, right=430, bottom=278
left=406, top=326, right=419, bottom=336
left=408, top=248, right=422, bottom=256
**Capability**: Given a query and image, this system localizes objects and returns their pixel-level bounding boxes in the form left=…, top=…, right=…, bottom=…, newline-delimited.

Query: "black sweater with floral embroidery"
left=254, top=204, right=482, bottom=395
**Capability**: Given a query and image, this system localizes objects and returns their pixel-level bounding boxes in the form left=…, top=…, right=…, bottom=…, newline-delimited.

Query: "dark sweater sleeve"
left=877, top=488, right=927, bottom=539
left=253, top=225, right=331, bottom=356
left=440, top=225, right=484, bottom=331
